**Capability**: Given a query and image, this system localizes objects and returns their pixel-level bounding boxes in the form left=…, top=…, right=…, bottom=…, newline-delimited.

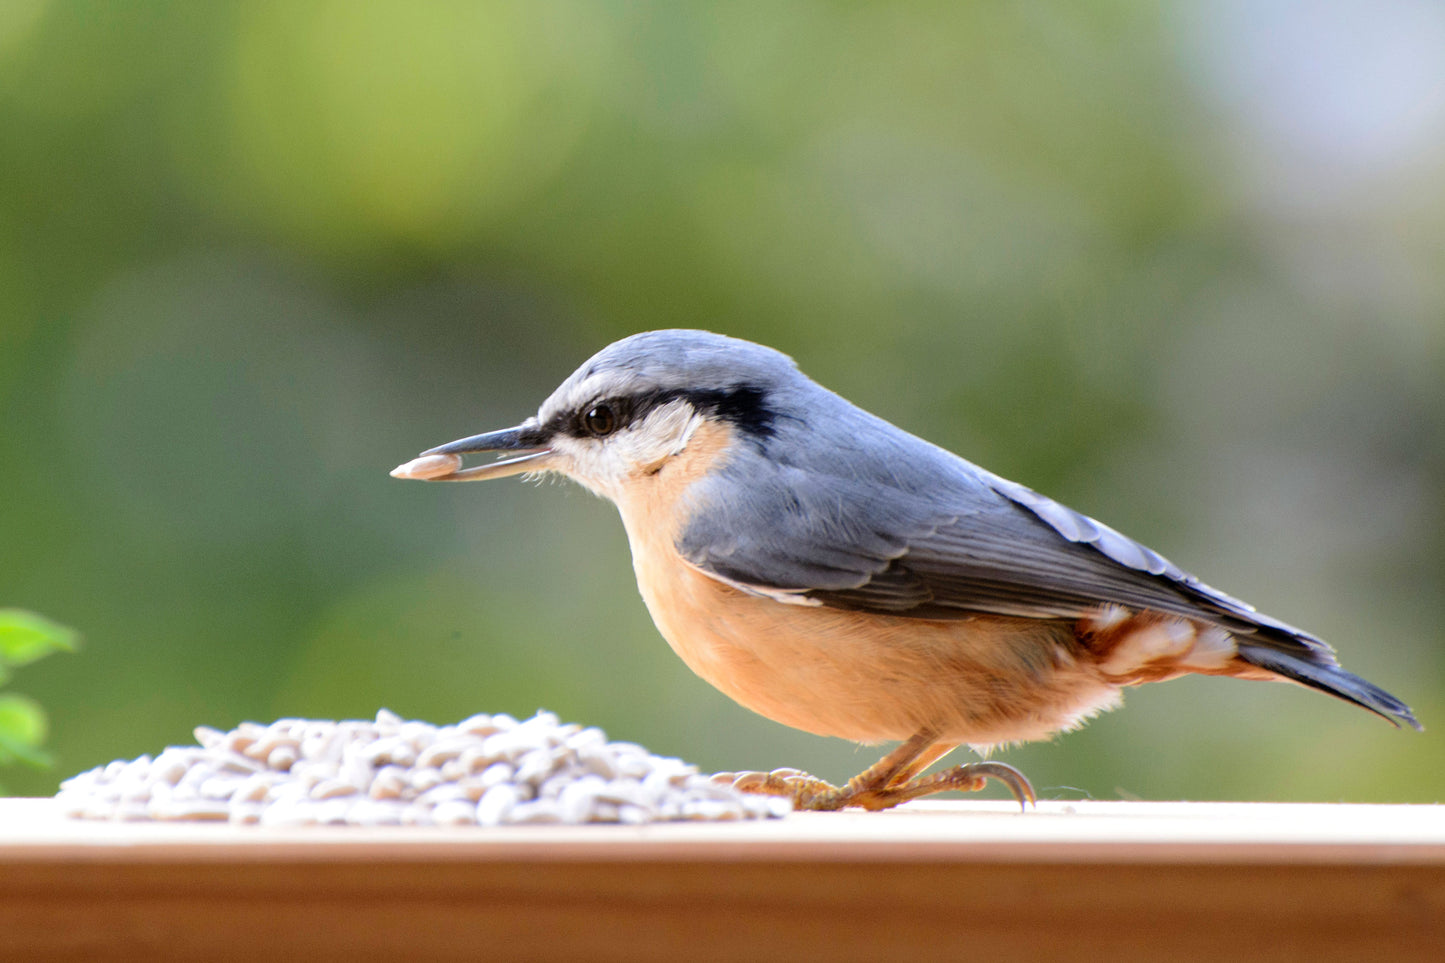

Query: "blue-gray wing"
left=672, top=405, right=1420, bottom=731
left=675, top=446, right=1312, bottom=642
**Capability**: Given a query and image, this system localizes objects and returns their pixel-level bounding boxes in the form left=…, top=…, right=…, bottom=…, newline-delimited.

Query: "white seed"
left=615, top=755, right=652, bottom=781
left=233, top=773, right=275, bottom=803
left=416, top=738, right=471, bottom=769
left=418, top=782, right=467, bottom=806
left=476, top=761, right=515, bottom=790
left=577, top=745, right=618, bottom=780
left=113, top=802, right=151, bottom=822
left=595, top=779, right=650, bottom=809
left=399, top=721, right=435, bottom=750
left=151, top=751, right=192, bottom=780
left=558, top=776, right=605, bottom=824
left=364, top=736, right=416, bottom=768
left=400, top=803, right=434, bottom=826
left=224, top=730, right=256, bottom=755
left=476, top=783, right=519, bottom=826
left=369, top=766, right=408, bottom=800
left=457, top=744, right=497, bottom=774
left=617, top=804, right=651, bottom=825
left=300, top=724, right=340, bottom=763
left=390, top=452, right=463, bottom=480
left=245, top=732, right=298, bottom=762
left=193, top=727, right=225, bottom=751
left=537, top=771, right=580, bottom=800
left=198, top=776, right=240, bottom=801
left=312, top=799, right=352, bottom=825
left=82, top=798, right=117, bottom=820
left=514, top=748, right=559, bottom=786
left=409, top=766, right=443, bottom=792
left=123, top=755, right=153, bottom=780
left=347, top=799, right=406, bottom=826
left=763, top=796, right=794, bottom=818
left=259, top=800, right=318, bottom=827
left=482, top=729, right=545, bottom=763
left=682, top=799, right=743, bottom=821
left=176, top=762, right=214, bottom=796
left=152, top=798, right=230, bottom=821
left=508, top=800, right=562, bottom=824
left=456, top=777, right=488, bottom=801
left=267, top=745, right=299, bottom=771
left=456, top=713, right=499, bottom=737
left=310, top=778, right=361, bottom=800
left=565, top=726, right=606, bottom=750
left=229, top=804, right=264, bottom=825
left=432, top=800, right=478, bottom=826
left=215, top=750, right=265, bottom=774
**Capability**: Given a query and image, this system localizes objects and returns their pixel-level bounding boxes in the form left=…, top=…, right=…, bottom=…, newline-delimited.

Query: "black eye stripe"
left=555, top=385, right=777, bottom=442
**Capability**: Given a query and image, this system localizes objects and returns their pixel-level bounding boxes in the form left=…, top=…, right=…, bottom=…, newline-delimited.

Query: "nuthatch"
left=393, top=330, right=1420, bottom=810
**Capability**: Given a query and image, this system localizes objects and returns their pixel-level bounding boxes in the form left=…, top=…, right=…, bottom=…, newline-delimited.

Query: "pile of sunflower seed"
left=55, top=709, right=791, bottom=826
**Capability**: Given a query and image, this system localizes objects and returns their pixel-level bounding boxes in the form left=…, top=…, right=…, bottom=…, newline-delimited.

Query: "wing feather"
left=677, top=447, right=1317, bottom=646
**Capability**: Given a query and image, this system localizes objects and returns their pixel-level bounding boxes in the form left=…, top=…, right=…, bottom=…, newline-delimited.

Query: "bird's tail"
left=1235, top=639, right=1423, bottom=731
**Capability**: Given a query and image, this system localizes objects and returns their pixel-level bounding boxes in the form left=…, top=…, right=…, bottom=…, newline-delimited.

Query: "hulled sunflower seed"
left=55, top=708, right=790, bottom=826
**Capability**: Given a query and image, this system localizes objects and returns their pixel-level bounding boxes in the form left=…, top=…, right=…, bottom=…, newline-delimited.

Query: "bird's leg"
left=715, top=730, right=1035, bottom=812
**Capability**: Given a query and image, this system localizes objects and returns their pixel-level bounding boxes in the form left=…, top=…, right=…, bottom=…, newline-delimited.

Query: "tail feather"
left=1235, top=640, right=1422, bottom=731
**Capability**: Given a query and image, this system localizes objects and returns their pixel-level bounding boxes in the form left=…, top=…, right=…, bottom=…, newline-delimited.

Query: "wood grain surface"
left=3, top=798, right=1442, bottom=961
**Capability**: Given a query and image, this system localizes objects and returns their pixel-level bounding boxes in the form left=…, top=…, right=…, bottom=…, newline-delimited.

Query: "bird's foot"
left=837, top=760, right=1037, bottom=812
left=711, top=768, right=842, bottom=810
left=713, top=761, right=1035, bottom=812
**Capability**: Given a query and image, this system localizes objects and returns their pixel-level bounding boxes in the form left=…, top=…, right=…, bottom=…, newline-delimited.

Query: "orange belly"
left=631, top=531, right=1124, bottom=745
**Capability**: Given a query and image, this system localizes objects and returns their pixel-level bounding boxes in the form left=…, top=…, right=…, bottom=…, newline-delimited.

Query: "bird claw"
left=881, top=760, right=1037, bottom=812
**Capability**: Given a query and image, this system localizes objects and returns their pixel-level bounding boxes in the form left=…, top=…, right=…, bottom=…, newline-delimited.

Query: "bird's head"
left=392, top=330, right=801, bottom=502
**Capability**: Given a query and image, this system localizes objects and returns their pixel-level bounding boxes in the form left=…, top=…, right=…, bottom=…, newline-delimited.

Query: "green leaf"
left=0, top=693, right=51, bottom=767
left=0, top=731, right=52, bottom=768
left=0, top=609, right=80, bottom=668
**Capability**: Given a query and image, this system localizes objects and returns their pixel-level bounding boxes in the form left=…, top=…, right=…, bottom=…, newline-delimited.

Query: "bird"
left=391, top=329, right=1420, bottom=811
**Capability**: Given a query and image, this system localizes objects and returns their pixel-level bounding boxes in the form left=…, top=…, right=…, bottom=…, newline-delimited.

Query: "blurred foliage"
left=0, top=610, right=78, bottom=773
left=1, top=1, right=1441, bottom=802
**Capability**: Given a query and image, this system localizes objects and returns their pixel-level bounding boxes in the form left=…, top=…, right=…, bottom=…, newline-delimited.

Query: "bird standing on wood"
left=392, top=330, right=1420, bottom=810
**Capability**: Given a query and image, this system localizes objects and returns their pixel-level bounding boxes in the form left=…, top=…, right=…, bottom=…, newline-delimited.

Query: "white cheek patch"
left=627, top=401, right=705, bottom=465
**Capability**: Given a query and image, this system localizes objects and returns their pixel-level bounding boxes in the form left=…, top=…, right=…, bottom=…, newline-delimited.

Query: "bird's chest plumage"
left=608, top=431, right=1121, bottom=746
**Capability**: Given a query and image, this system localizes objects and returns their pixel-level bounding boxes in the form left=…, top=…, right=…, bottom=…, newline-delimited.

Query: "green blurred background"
left=2, top=1, right=1441, bottom=802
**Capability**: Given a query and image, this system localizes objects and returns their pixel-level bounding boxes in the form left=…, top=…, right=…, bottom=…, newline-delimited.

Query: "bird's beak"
left=390, top=424, right=555, bottom=482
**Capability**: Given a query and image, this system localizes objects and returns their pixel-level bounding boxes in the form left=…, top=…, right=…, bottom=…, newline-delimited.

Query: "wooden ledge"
left=3, top=798, right=1443, bottom=961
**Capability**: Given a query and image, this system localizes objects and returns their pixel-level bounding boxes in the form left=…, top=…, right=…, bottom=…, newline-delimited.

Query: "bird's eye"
left=583, top=403, right=617, bottom=437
